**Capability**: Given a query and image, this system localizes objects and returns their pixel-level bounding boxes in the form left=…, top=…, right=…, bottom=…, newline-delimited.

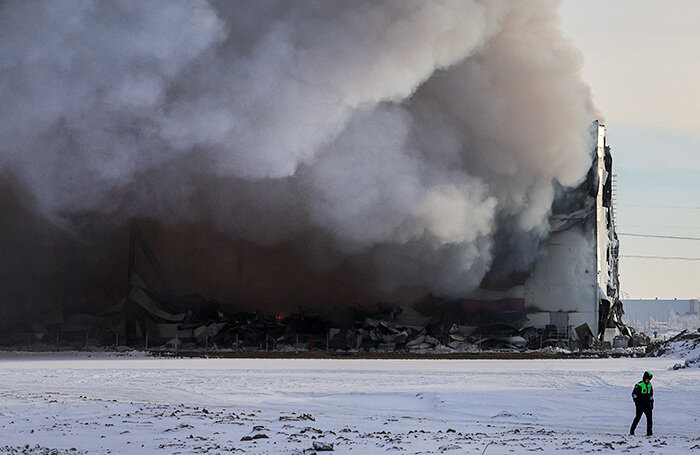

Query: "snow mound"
left=650, top=329, right=700, bottom=368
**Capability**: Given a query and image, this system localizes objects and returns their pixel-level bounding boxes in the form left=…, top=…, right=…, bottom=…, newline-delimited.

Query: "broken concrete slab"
left=194, top=322, right=227, bottom=343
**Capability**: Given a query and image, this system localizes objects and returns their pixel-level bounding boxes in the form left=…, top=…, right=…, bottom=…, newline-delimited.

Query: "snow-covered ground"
left=1, top=353, right=699, bottom=454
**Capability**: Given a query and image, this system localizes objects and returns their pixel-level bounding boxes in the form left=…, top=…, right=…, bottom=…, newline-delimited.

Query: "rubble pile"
left=1, top=289, right=612, bottom=354
left=0, top=227, right=636, bottom=354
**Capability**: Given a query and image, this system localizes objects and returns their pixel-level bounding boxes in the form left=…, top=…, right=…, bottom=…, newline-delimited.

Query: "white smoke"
left=0, top=0, right=595, bottom=298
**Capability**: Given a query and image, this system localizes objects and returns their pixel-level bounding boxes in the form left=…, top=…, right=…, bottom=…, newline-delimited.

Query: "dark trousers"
left=630, top=403, right=652, bottom=435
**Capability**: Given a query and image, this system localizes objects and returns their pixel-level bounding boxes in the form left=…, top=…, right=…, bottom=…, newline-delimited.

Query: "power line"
left=618, top=232, right=700, bottom=241
left=622, top=224, right=700, bottom=230
left=621, top=255, right=700, bottom=261
left=619, top=232, right=700, bottom=260
left=625, top=204, right=700, bottom=210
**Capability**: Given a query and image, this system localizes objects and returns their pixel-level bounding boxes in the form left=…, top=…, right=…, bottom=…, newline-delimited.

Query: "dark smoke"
left=0, top=0, right=595, bottom=325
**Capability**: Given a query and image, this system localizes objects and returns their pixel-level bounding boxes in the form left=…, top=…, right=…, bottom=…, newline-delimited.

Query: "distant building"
left=622, top=299, right=700, bottom=326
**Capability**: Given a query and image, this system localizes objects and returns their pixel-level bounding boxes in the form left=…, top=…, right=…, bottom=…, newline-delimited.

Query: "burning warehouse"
left=0, top=1, right=629, bottom=351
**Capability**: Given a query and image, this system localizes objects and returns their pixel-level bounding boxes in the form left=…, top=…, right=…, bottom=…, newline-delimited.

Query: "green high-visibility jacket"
left=632, top=381, right=653, bottom=405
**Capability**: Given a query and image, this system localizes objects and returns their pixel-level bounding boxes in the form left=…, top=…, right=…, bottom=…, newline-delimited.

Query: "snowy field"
left=1, top=354, right=699, bottom=454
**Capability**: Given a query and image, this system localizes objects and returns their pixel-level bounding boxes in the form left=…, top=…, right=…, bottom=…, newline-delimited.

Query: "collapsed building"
left=1, top=122, right=631, bottom=353
left=0, top=2, right=635, bottom=352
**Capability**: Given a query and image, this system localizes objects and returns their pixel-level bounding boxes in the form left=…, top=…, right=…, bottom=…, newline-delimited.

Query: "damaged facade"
left=523, top=121, right=627, bottom=342
left=402, top=122, right=629, bottom=350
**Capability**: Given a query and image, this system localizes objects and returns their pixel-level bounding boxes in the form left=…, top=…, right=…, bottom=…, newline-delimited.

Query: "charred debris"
left=0, top=227, right=645, bottom=356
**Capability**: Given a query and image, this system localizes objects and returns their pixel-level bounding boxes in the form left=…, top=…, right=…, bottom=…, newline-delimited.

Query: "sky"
left=560, top=0, right=700, bottom=299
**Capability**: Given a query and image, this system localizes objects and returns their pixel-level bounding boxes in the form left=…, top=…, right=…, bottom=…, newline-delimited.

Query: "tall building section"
left=523, top=121, right=626, bottom=341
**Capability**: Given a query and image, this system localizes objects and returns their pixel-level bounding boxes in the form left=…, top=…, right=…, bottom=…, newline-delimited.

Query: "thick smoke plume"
left=0, top=0, right=595, bottom=321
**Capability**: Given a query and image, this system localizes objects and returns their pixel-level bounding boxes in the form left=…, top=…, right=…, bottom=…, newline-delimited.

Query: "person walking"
left=630, top=371, right=653, bottom=436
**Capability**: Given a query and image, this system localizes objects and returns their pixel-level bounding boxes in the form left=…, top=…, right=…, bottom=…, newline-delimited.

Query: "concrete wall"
left=595, top=125, right=609, bottom=295
left=524, top=228, right=598, bottom=332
